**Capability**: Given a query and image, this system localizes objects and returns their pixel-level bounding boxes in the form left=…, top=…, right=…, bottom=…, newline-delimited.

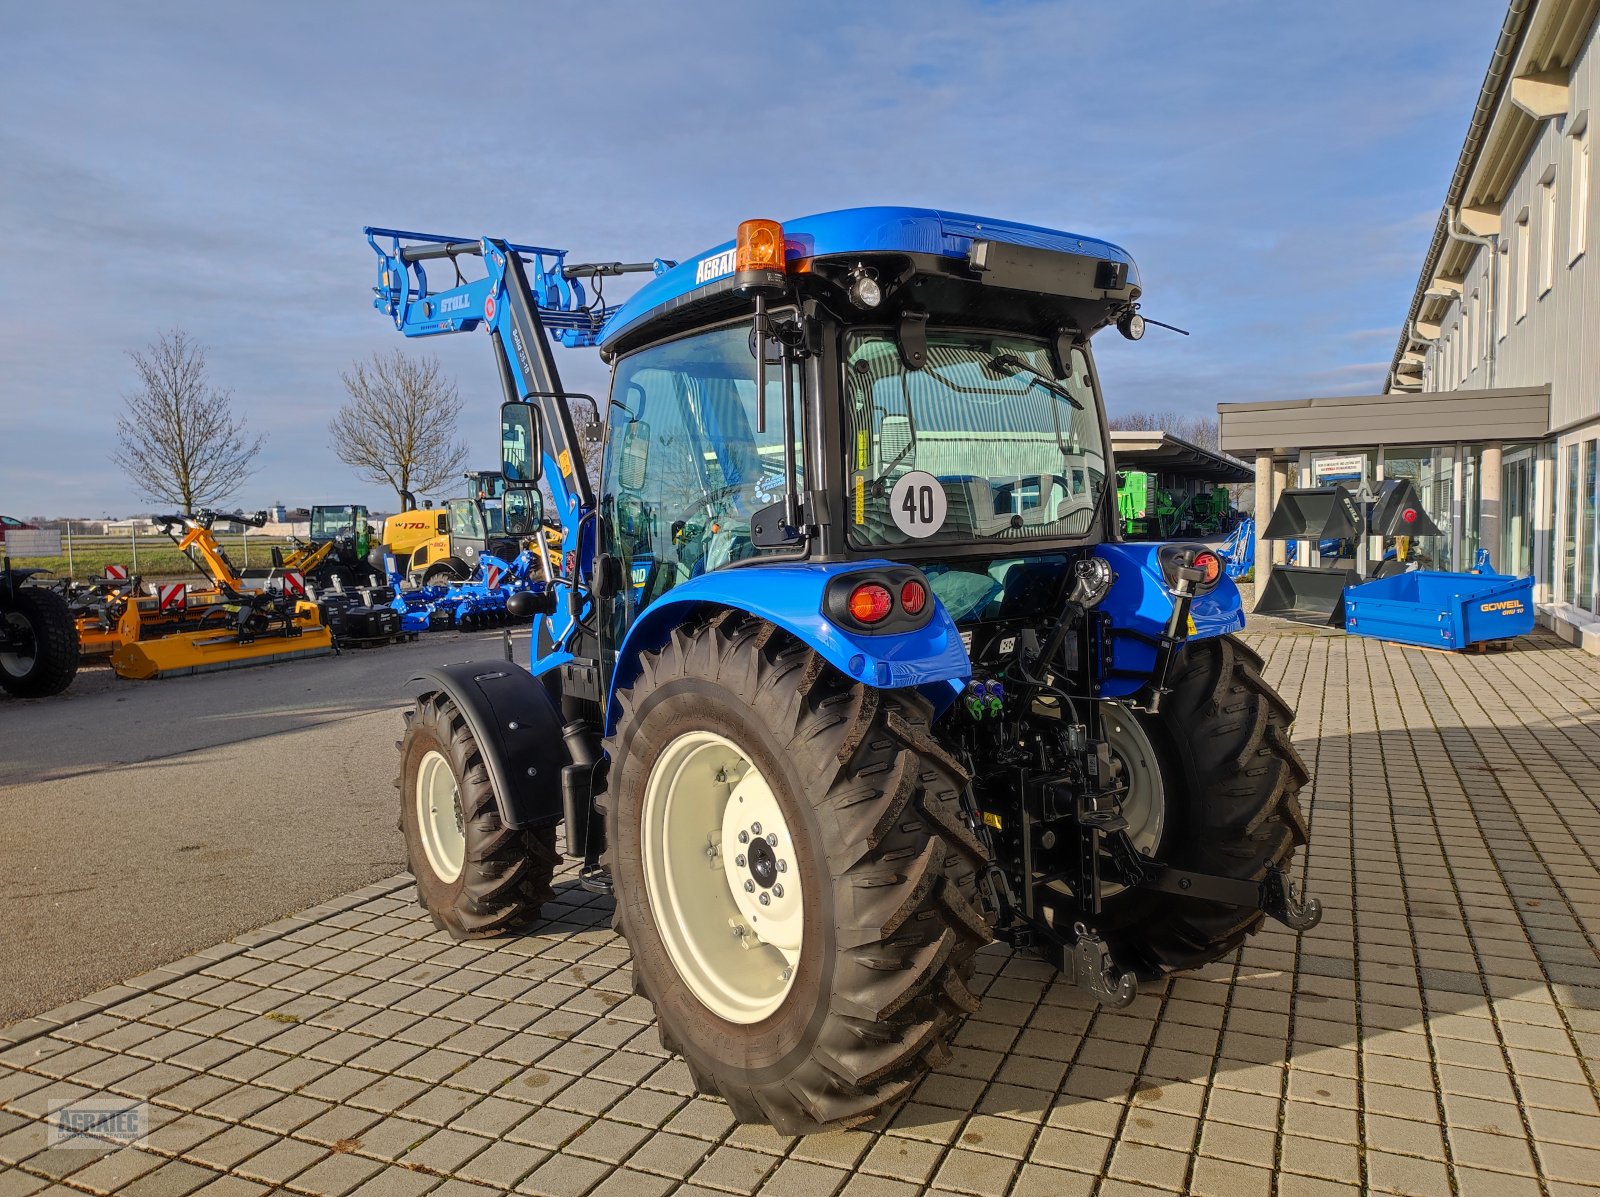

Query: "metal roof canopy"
left=1217, top=384, right=1552, bottom=455
left=1110, top=430, right=1252, bottom=483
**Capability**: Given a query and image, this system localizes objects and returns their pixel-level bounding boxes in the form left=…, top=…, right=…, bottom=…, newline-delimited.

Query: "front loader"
left=365, top=209, right=1320, bottom=1135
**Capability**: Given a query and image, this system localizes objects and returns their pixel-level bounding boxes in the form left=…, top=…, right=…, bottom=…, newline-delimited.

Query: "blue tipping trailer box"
left=1344, top=570, right=1534, bottom=651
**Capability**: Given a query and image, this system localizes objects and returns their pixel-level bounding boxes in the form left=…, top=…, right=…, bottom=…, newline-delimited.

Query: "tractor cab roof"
left=598, top=206, right=1141, bottom=357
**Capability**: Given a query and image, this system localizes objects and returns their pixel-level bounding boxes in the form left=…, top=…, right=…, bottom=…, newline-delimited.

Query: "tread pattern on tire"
left=0, top=585, right=80, bottom=698
left=1109, top=632, right=1309, bottom=976
left=599, top=611, right=992, bottom=1134
left=401, top=693, right=559, bottom=939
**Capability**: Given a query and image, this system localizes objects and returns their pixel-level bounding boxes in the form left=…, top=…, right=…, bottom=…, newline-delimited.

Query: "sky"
left=0, top=0, right=1506, bottom=518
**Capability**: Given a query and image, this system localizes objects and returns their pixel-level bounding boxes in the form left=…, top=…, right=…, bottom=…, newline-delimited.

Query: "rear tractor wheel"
left=0, top=584, right=80, bottom=698
left=1096, top=633, right=1310, bottom=975
left=600, top=613, right=992, bottom=1134
left=398, top=692, right=559, bottom=938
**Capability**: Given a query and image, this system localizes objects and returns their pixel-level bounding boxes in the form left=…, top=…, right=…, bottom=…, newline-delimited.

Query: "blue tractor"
left=366, top=209, right=1319, bottom=1134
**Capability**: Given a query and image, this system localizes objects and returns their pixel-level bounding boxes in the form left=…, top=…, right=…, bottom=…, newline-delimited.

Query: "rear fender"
left=408, top=662, right=566, bottom=829
left=603, top=561, right=970, bottom=735
left=1094, top=542, right=1245, bottom=700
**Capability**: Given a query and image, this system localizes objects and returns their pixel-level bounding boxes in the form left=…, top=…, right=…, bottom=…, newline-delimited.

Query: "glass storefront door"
left=1501, top=450, right=1533, bottom=579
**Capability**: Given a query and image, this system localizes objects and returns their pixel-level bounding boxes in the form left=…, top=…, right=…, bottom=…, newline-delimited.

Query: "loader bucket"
left=1253, top=564, right=1364, bottom=626
left=1367, top=479, right=1443, bottom=538
left=1262, top=487, right=1363, bottom=540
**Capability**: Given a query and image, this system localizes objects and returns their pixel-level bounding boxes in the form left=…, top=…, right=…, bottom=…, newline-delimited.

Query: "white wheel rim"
left=1101, top=704, right=1165, bottom=896
left=642, top=730, right=802, bottom=1024
left=0, top=611, right=36, bottom=676
left=416, top=750, right=466, bottom=883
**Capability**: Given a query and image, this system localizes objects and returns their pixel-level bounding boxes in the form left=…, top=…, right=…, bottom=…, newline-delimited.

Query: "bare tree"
left=112, top=330, right=263, bottom=512
left=330, top=351, right=469, bottom=508
left=1107, top=409, right=1219, bottom=450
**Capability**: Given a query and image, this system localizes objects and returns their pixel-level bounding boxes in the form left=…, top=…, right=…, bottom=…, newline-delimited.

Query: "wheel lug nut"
left=752, top=822, right=762, bottom=836
left=735, top=854, right=746, bottom=867
left=777, top=860, right=787, bottom=873
left=766, top=832, right=778, bottom=846
left=744, top=880, right=755, bottom=893
left=758, top=892, right=770, bottom=905
left=738, top=830, right=749, bottom=844
left=772, top=883, right=784, bottom=898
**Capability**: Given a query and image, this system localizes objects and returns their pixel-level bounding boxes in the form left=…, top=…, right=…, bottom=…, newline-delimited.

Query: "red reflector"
left=848, top=583, right=893, bottom=624
left=1403, top=507, right=1418, bottom=523
left=1193, top=551, right=1221, bottom=586
left=899, top=579, right=927, bottom=615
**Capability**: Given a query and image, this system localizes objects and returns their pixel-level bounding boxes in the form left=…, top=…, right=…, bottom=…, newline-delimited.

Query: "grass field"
left=9, top=536, right=295, bottom=581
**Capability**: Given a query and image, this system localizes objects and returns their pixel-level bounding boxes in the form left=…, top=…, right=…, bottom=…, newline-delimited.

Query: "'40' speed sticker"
left=889, top=471, right=947, bottom=539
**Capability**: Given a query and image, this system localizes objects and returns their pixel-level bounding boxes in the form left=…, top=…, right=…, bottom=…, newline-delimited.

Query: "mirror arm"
left=780, top=347, right=801, bottom=533
left=754, top=294, right=768, bottom=435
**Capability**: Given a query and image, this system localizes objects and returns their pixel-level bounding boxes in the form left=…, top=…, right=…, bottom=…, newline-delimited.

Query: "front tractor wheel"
left=398, top=693, right=559, bottom=938
left=1099, top=633, right=1310, bottom=975
left=600, top=614, right=991, bottom=1135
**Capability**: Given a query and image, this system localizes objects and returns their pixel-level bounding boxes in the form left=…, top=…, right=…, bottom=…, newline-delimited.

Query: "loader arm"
left=365, top=227, right=665, bottom=530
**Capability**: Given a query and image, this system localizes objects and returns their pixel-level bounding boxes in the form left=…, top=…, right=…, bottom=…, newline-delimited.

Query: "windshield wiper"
left=987, top=353, right=1084, bottom=410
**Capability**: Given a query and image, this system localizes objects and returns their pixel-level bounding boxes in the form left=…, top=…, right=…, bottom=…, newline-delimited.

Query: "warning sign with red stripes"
left=156, top=582, right=187, bottom=612
left=105, top=564, right=128, bottom=581
left=485, top=565, right=503, bottom=590
left=279, top=570, right=306, bottom=598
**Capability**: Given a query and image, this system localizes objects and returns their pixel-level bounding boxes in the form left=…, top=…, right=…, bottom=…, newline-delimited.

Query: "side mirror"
left=618, top=420, right=651, bottom=492
left=506, top=590, right=557, bottom=618
left=594, top=553, right=625, bottom=600
left=501, top=402, right=542, bottom=483
left=503, top=486, right=543, bottom=537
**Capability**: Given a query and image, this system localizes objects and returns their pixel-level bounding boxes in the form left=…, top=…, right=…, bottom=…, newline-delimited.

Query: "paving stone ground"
left=2, top=622, right=1598, bottom=1196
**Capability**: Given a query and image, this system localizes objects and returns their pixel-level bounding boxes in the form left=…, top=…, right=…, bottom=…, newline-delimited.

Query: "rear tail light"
left=1192, top=550, right=1221, bottom=588
left=823, top=567, right=936, bottom=634
left=848, top=583, right=893, bottom=624
left=899, top=579, right=927, bottom=615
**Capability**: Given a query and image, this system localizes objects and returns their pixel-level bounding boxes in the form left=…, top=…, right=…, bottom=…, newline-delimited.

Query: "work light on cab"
left=847, top=263, right=882, bottom=309
left=848, top=583, right=893, bottom=624
left=735, top=218, right=788, bottom=292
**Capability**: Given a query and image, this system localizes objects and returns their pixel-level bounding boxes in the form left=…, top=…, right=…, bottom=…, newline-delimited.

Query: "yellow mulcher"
left=89, top=511, right=334, bottom=679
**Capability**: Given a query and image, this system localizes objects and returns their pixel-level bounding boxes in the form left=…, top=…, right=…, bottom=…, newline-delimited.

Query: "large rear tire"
left=600, top=613, right=991, bottom=1134
left=0, top=585, right=80, bottom=698
left=398, top=692, right=559, bottom=938
left=1099, top=633, right=1309, bottom=975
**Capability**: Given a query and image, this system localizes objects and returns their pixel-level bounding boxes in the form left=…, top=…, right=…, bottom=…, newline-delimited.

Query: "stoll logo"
left=1480, top=599, right=1525, bottom=615
left=48, top=1097, right=149, bottom=1148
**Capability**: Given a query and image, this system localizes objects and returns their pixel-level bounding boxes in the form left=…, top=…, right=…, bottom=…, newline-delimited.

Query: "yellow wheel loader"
left=379, top=471, right=522, bottom=587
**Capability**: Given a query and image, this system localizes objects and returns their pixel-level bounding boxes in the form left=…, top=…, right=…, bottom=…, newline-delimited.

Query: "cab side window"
left=601, top=322, right=802, bottom=616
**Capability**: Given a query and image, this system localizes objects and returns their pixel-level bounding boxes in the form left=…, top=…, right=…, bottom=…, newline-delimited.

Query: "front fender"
left=604, top=561, right=971, bottom=734
left=407, top=662, right=567, bottom=829
left=1094, top=542, right=1245, bottom=700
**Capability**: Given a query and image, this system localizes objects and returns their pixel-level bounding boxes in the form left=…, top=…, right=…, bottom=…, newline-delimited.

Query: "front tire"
left=1099, top=633, right=1309, bottom=975
left=0, top=585, right=80, bottom=698
left=398, top=693, right=559, bottom=938
left=600, top=613, right=991, bottom=1134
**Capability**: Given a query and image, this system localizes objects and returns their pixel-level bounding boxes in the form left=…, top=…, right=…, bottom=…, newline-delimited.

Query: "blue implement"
left=1344, top=570, right=1534, bottom=650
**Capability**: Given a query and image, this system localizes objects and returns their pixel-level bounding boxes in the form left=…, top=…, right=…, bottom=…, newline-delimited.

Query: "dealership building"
left=1221, top=0, right=1600, bottom=651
